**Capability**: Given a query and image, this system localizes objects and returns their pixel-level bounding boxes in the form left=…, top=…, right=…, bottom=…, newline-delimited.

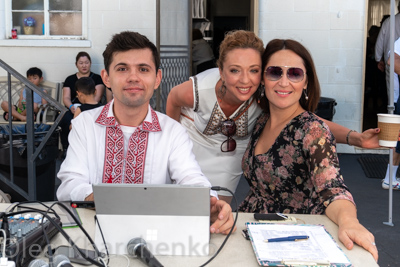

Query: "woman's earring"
left=258, top=84, right=265, bottom=103
left=218, top=81, right=227, bottom=103
left=260, top=85, right=265, bottom=98
left=303, top=88, right=309, bottom=101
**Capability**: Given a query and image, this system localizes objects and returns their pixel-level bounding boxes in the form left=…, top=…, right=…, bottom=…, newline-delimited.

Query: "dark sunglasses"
left=265, top=66, right=305, bottom=83
left=220, top=119, right=236, bottom=152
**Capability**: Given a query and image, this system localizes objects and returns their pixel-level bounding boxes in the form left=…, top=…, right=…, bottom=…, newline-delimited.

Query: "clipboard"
left=246, top=222, right=352, bottom=267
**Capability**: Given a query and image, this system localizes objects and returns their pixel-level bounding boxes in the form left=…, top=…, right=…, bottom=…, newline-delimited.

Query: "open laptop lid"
left=93, top=183, right=210, bottom=216
left=93, top=184, right=211, bottom=256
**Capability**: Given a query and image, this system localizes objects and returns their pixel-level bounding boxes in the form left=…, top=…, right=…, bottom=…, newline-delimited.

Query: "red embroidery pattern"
left=96, top=102, right=115, bottom=126
left=142, top=109, right=162, bottom=131
left=99, top=103, right=161, bottom=184
left=125, top=130, right=148, bottom=184
left=103, top=126, right=124, bottom=183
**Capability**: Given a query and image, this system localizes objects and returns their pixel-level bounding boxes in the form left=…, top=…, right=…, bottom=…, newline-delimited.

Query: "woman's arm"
left=166, top=79, right=195, bottom=121
left=306, top=121, right=377, bottom=261
left=106, top=88, right=113, bottom=103
left=325, top=200, right=378, bottom=262
left=63, top=87, right=72, bottom=108
left=94, top=84, right=106, bottom=103
left=321, top=118, right=380, bottom=148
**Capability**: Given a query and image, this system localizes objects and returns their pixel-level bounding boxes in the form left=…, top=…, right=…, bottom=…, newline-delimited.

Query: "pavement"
left=234, top=153, right=400, bottom=267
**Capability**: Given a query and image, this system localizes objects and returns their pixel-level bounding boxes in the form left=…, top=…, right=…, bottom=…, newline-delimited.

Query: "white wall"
left=0, top=0, right=157, bottom=84
left=160, top=0, right=189, bottom=45
left=259, top=0, right=370, bottom=153
left=0, top=0, right=383, bottom=153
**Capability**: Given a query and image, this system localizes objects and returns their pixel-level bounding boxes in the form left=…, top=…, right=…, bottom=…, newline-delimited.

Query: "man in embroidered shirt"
left=56, top=31, right=235, bottom=234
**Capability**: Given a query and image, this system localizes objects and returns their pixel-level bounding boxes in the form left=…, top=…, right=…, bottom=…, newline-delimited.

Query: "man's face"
left=101, top=48, right=161, bottom=111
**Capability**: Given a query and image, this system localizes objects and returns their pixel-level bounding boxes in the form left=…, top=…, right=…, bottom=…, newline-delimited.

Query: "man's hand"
left=209, top=197, right=236, bottom=235
left=84, top=193, right=94, bottom=201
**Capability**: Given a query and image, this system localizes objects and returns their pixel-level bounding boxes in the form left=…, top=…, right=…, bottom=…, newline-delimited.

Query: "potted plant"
left=23, top=16, right=36, bottom=35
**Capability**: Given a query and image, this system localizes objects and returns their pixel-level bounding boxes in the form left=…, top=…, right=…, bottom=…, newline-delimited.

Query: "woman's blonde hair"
left=217, top=30, right=264, bottom=70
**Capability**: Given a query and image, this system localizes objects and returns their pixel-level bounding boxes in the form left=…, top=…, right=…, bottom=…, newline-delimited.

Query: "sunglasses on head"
left=220, top=119, right=236, bottom=152
left=265, top=66, right=305, bottom=83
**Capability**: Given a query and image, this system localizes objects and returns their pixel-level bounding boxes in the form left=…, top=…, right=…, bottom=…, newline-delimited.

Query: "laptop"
left=93, top=184, right=210, bottom=256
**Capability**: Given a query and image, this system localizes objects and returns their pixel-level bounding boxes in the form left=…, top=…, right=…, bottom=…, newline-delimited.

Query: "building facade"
left=0, top=0, right=381, bottom=153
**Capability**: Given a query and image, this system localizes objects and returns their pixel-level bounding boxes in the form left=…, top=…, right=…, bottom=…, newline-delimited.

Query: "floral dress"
left=238, top=111, right=355, bottom=214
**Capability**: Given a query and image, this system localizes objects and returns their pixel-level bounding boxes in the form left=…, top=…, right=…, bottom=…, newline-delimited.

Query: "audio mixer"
left=0, top=214, right=61, bottom=267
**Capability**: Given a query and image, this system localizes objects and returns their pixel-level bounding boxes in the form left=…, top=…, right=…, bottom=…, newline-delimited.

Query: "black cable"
left=10, top=201, right=60, bottom=220
left=47, top=202, right=106, bottom=267
left=199, top=186, right=239, bottom=267
left=5, top=201, right=106, bottom=267
left=4, top=209, right=63, bottom=266
left=94, top=215, right=110, bottom=265
left=0, top=213, right=10, bottom=246
left=41, top=206, right=54, bottom=267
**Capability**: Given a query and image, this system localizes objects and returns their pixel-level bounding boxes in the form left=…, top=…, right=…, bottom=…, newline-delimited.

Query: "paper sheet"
left=246, top=223, right=351, bottom=266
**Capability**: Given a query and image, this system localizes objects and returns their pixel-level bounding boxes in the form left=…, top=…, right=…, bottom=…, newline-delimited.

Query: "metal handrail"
left=0, top=59, right=67, bottom=200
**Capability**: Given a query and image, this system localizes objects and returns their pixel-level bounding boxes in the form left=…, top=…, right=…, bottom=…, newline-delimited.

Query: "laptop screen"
left=93, top=184, right=211, bottom=256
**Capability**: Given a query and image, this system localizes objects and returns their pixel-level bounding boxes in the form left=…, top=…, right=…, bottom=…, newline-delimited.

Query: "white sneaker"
left=382, top=180, right=400, bottom=190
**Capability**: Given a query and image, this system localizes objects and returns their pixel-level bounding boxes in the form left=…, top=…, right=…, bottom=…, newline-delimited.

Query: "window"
left=5, top=0, right=87, bottom=40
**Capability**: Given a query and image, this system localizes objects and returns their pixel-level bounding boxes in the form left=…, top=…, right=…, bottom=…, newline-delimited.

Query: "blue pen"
left=264, top=235, right=309, bottom=243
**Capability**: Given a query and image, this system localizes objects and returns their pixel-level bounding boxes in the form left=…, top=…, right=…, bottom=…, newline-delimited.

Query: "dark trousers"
left=58, top=109, right=74, bottom=150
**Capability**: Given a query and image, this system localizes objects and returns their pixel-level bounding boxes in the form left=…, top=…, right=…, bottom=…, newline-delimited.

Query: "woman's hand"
left=326, top=200, right=378, bottom=262
left=349, top=128, right=380, bottom=148
left=337, top=217, right=378, bottom=262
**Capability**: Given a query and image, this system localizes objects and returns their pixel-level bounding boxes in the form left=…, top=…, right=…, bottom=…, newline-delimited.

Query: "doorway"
left=363, top=0, right=399, bottom=131
left=213, top=16, right=248, bottom=59
left=192, top=0, right=253, bottom=61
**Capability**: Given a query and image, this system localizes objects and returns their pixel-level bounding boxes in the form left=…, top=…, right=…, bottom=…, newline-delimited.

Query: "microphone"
left=127, top=238, right=164, bottom=267
left=27, top=255, right=73, bottom=267
left=28, top=259, right=48, bottom=267
left=53, top=255, right=73, bottom=267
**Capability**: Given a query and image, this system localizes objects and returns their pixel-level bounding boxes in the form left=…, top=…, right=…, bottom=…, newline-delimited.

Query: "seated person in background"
left=192, top=28, right=215, bottom=75
left=69, top=77, right=102, bottom=130
left=56, top=31, right=235, bottom=235
left=238, top=39, right=378, bottom=261
left=59, top=51, right=105, bottom=152
left=1, top=67, right=47, bottom=121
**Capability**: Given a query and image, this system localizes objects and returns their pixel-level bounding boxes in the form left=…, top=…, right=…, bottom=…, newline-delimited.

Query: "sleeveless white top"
left=180, top=68, right=262, bottom=195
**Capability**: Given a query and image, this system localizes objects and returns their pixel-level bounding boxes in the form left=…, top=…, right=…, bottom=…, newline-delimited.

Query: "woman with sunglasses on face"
left=167, top=31, right=380, bottom=203
left=238, top=39, right=378, bottom=261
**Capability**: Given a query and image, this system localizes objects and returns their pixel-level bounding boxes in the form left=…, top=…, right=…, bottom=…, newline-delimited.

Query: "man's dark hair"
left=103, top=31, right=160, bottom=73
left=75, top=77, right=96, bottom=95
left=27, top=67, right=42, bottom=78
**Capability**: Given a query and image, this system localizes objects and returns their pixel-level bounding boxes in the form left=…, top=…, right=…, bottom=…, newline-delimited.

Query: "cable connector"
left=0, top=257, right=15, bottom=267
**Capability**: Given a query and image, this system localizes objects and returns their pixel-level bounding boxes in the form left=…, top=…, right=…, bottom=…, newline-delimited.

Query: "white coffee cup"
left=73, top=103, right=81, bottom=109
left=377, top=113, right=400, bottom=147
